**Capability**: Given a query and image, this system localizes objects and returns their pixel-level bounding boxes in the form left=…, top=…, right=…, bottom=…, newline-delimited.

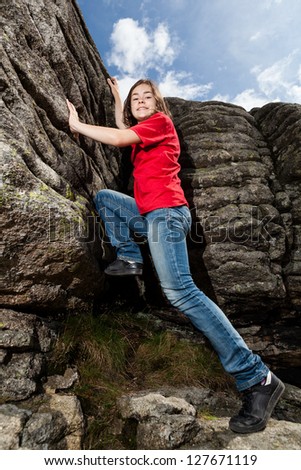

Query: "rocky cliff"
left=1, top=0, right=300, bottom=450
left=168, top=98, right=301, bottom=382
left=2, top=0, right=123, bottom=313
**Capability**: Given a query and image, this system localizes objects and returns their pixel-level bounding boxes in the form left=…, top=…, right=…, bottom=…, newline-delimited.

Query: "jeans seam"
left=99, top=194, right=142, bottom=222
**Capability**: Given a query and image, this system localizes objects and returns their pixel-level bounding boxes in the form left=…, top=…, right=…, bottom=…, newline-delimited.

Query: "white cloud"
left=289, top=84, right=301, bottom=102
left=211, top=93, right=230, bottom=103
left=211, top=90, right=271, bottom=111
left=108, top=18, right=179, bottom=75
left=249, top=31, right=262, bottom=42
left=159, top=71, right=212, bottom=100
left=253, top=51, right=301, bottom=102
left=232, top=89, right=275, bottom=110
left=108, top=18, right=151, bottom=75
left=153, top=23, right=175, bottom=64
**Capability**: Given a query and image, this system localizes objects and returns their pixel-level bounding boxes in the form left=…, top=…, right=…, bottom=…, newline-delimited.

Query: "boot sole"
left=229, top=379, right=285, bottom=434
left=104, top=270, right=143, bottom=276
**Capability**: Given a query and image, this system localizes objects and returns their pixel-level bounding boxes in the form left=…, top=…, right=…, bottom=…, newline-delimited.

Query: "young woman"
left=67, top=78, right=285, bottom=434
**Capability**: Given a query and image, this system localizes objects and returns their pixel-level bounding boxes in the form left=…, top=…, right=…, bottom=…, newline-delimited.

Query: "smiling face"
left=123, top=79, right=172, bottom=127
left=130, top=83, right=157, bottom=122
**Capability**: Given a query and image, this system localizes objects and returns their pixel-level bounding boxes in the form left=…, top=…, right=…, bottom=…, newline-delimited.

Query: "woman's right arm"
left=66, top=99, right=140, bottom=147
left=107, top=78, right=127, bottom=129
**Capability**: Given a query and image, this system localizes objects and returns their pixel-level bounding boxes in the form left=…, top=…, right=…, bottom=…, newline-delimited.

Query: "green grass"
left=48, top=308, right=233, bottom=449
left=131, top=330, right=228, bottom=389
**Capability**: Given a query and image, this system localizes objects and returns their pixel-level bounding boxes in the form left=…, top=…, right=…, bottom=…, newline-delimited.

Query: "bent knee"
left=94, top=189, right=114, bottom=206
left=162, top=285, right=185, bottom=303
left=162, top=282, right=200, bottom=307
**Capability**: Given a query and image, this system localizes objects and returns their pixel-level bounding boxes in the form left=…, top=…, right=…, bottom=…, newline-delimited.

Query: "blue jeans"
left=94, top=189, right=269, bottom=391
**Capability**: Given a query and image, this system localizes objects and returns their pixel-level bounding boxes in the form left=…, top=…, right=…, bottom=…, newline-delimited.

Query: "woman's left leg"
left=145, top=205, right=269, bottom=392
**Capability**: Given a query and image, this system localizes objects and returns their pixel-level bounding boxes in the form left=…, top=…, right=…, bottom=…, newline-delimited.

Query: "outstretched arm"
left=107, top=77, right=126, bottom=129
left=66, top=99, right=140, bottom=147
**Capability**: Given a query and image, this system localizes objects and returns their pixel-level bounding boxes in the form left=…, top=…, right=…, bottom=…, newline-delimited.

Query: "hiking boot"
left=229, top=371, right=285, bottom=434
left=104, top=259, right=143, bottom=276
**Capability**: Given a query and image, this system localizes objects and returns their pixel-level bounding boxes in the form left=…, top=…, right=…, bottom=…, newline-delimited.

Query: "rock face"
left=0, top=309, right=84, bottom=449
left=167, top=98, right=301, bottom=382
left=1, top=0, right=300, bottom=450
left=2, top=0, right=124, bottom=312
left=169, top=98, right=301, bottom=315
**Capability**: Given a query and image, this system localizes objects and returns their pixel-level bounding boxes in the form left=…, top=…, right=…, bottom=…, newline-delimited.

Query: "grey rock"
left=44, top=367, right=79, bottom=394
left=0, top=394, right=84, bottom=450
left=189, top=418, right=301, bottom=450
left=0, top=404, right=31, bottom=450
left=118, top=392, right=196, bottom=420
left=137, top=415, right=200, bottom=450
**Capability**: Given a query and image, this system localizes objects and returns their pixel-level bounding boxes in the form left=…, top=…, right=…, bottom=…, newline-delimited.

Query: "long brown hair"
left=123, top=79, right=172, bottom=127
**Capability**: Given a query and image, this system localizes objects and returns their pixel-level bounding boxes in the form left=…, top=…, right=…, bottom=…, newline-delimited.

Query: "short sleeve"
left=130, top=113, right=170, bottom=148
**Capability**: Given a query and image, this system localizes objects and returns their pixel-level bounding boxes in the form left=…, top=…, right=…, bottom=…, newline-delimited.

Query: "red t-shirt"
left=130, top=112, right=188, bottom=214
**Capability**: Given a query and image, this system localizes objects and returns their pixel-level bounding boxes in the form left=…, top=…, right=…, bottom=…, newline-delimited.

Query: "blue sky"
left=77, top=0, right=301, bottom=110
